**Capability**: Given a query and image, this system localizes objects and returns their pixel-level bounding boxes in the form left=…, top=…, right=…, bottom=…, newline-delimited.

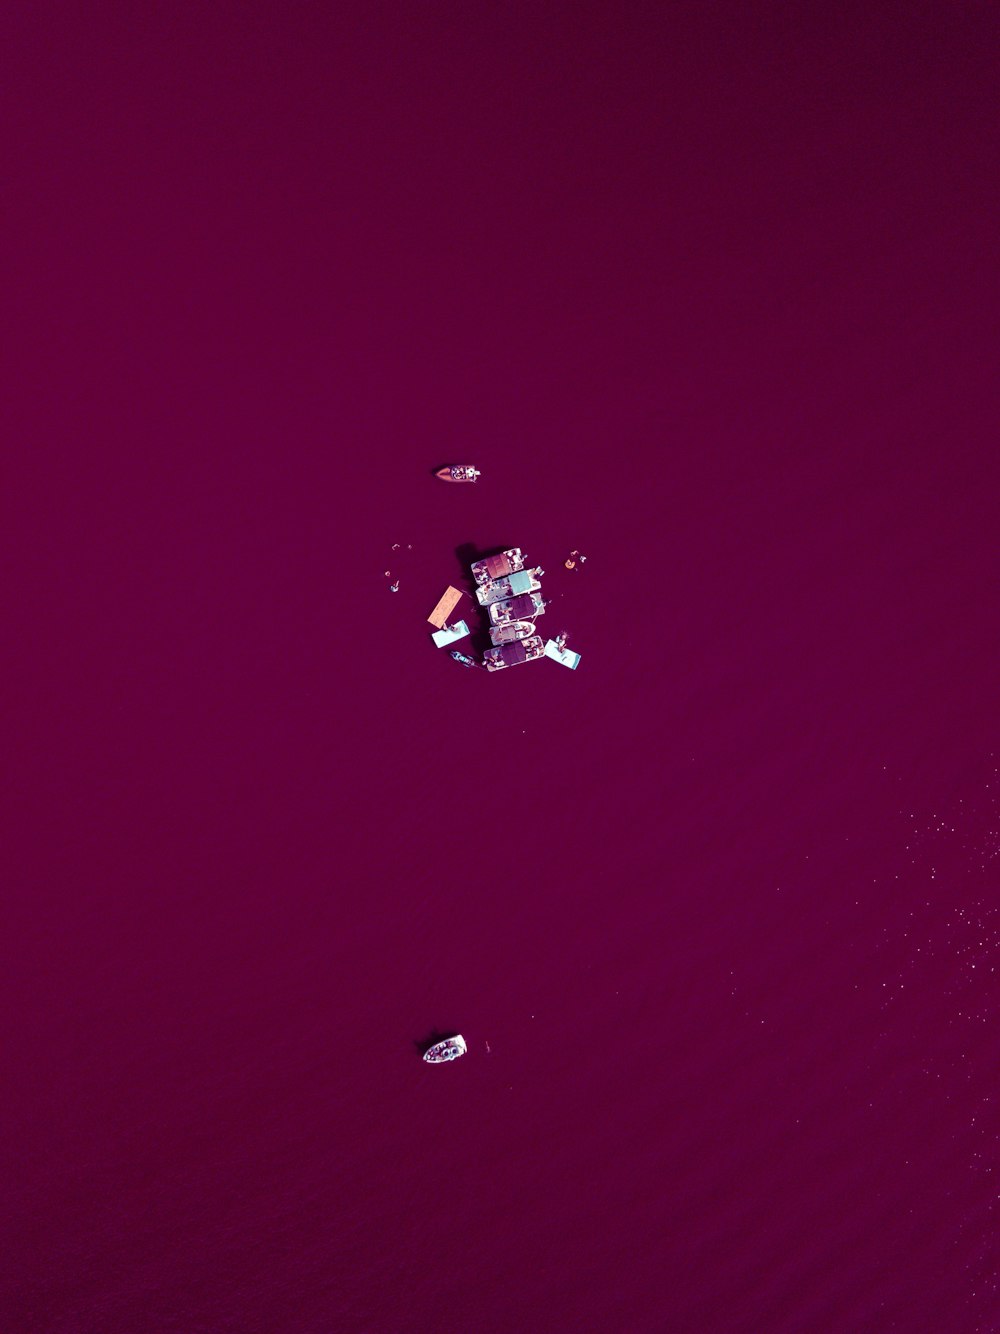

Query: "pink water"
left=3, top=5, right=999, bottom=1330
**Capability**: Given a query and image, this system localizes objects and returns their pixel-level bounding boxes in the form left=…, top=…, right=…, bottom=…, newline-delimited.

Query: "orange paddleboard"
left=427, top=586, right=464, bottom=629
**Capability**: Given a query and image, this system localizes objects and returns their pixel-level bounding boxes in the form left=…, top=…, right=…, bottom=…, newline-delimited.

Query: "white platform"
left=431, top=619, right=471, bottom=648
left=543, top=640, right=581, bottom=670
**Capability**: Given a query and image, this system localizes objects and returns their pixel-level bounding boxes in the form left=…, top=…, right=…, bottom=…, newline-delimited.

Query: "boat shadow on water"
left=453, top=543, right=504, bottom=657
left=453, top=541, right=491, bottom=579
left=414, top=1028, right=464, bottom=1060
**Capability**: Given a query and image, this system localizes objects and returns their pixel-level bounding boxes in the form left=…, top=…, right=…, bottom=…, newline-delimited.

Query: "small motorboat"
left=435, top=466, right=480, bottom=483
left=484, top=635, right=545, bottom=672
left=488, top=592, right=545, bottom=626
left=450, top=650, right=477, bottom=668
left=471, top=548, right=525, bottom=585
left=489, top=620, right=536, bottom=646
left=423, top=1035, right=468, bottom=1063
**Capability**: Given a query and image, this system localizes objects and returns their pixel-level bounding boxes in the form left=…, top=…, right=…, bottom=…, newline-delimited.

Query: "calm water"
left=3, top=5, right=998, bottom=1330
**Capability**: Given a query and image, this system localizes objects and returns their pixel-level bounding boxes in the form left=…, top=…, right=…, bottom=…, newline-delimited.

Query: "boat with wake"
left=435, top=466, right=480, bottom=483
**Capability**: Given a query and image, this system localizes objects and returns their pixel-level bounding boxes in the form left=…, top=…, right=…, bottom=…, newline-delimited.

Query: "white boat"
left=435, top=466, right=480, bottom=483
left=488, top=592, right=545, bottom=626
left=489, top=620, right=536, bottom=646
left=423, top=1035, right=468, bottom=1063
left=471, top=548, right=525, bottom=585
left=476, top=568, right=544, bottom=606
left=484, top=635, right=545, bottom=671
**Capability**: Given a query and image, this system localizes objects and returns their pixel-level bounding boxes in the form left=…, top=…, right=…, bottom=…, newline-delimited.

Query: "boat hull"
left=476, top=568, right=543, bottom=606
left=484, top=635, right=545, bottom=671
left=489, top=620, right=536, bottom=645
left=489, top=592, right=545, bottom=626
left=423, top=1035, right=468, bottom=1062
left=471, top=548, right=525, bottom=584
left=435, top=466, right=480, bottom=483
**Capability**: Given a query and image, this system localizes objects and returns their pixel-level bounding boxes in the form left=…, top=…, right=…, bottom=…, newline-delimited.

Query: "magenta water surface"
left=3, top=5, right=998, bottom=1330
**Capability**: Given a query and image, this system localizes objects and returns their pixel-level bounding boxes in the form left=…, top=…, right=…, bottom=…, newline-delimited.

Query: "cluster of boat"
left=471, top=548, right=547, bottom=672
left=422, top=536, right=569, bottom=1066
left=426, top=489, right=581, bottom=672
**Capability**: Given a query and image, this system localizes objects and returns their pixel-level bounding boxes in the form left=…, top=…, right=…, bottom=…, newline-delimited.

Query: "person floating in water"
left=389, top=580, right=399, bottom=592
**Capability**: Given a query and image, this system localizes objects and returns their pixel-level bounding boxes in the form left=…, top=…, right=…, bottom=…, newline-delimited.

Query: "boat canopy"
left=485, top=553, right=512, bottom=579
left=506, top=593, right=539, bottom=619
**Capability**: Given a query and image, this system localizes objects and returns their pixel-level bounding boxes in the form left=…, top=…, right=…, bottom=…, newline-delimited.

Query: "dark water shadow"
left=467, top=629, right=494, bottom=657
left=453, top=541, right=489, bottom=583
left=453, top=544, right=494, bottom=657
